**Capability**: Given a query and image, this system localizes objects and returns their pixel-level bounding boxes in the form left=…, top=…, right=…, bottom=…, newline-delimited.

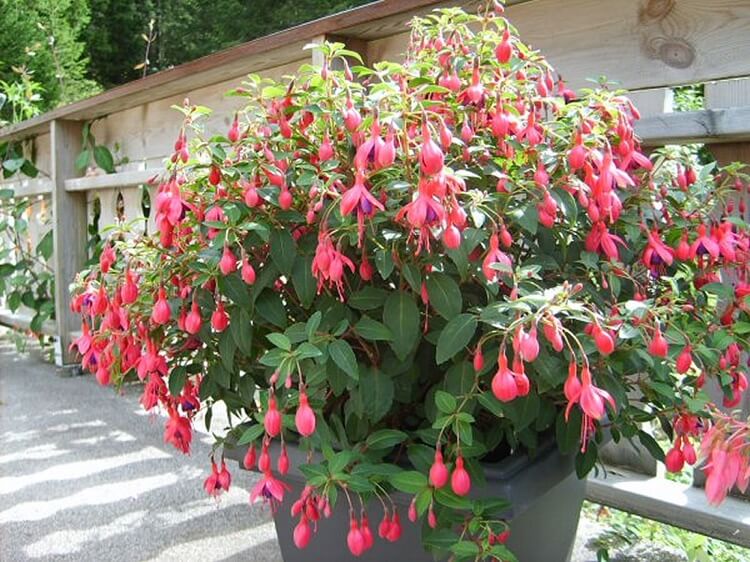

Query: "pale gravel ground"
left=0, top=333, right=677, bottom=562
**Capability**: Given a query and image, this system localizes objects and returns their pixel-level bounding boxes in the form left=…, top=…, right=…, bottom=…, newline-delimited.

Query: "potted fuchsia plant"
left=71, top=3, right=750, bottom=561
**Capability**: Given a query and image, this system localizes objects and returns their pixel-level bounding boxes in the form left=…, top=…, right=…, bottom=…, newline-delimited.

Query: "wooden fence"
left=0, top=0, right=749, bottom=547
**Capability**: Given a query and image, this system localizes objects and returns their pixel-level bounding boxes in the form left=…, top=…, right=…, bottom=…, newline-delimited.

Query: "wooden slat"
left=51, top=120, right=86, bottom=366
left=587, top=467, right=750, bottom=548
left=0, top=307, right=57, bottom=336
left=636, top=106, right=750, bottom=147
left=627, top=88, right=674, bottom=119
left=0, top=177, right=54, bottom=197
left=706, top=77, right=750, bottom=109
left=511, top=0, right=750, bottom=91
left=65, top=169, right=162, bottom=192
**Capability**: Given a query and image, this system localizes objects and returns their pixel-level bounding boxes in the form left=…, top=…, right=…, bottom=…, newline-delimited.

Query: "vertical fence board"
left=51, top=120, right=86, bottom=366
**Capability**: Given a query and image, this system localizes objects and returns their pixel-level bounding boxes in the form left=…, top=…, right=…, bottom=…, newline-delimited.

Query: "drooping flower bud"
left=185, top=302, right=202, bottom=335
left=264, top=396, right=282, bottom=437
left=219, top=246, right=237, bottom=275
left=450, top=456, right=471, bottom=496
left=295, top=392, right=316, bottom=436
left=429, top=449, right=449, bottom=488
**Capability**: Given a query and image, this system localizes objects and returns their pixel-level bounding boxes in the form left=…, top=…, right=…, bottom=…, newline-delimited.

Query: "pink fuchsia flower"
left=482, top=233, right=512, bottom=282
left=585, top=221, right=625, bottom=261
left=690, top=224, right=720, bottom=260
left=642, top=229, right=674, bottom=271
left=340, top=172, right=384, bottom=246
left=250, top=470, right=291, bottom=511
left=204, top=460, right=232, bottom=497
left=164, top=409, right=193, bottom=454
left=311, top=229, right=355, bottom=300
left=419, top=122, right=444, bottom=176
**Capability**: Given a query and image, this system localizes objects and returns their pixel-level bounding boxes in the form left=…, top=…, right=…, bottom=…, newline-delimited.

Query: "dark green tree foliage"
left=85, top=0, right=375, bottom=89
left=0, top=0, right=99, bottom=112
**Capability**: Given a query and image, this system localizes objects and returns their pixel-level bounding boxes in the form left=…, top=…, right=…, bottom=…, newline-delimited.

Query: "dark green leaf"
left=93, top=145, right=115, bottom=173
left=35, top=231, right=53, bottom=260
left=75, top=149, right=90, bottom=171
left=354, top=315, right=392, bottom=341
left=168, top=366, right=187, bottom=397
left=435, top=390, right=457, bottom=414
left=329, top=339, right=359, bottom=380
left=436, top=313, right=477, bottom=364
left=389, top=470, right=427, bottom=493
left=365, top=429, right=407, bottom=450
left=426, top=272, right=462, bottom=319
left=292, top=255, right=315, bottom=308
left=383, top=292, right=420, bottom=361
left=219, top=329, right=236, bottom=372
left=348, top=286, right=388, bottom=310
left=237, top=423, right=265, bottom=446
left=359, top=367, right=394, bottom=423
left=266, top=332, right=291, bottom=350
left=269, top=229, right=296, bottom=275
left=255, top=289, right=288, bottom=328
left=230, top=308, right=253, bottom=356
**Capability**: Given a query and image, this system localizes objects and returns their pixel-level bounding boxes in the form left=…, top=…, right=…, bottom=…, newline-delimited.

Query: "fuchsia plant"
left=71, top=2, right=750, bottom=559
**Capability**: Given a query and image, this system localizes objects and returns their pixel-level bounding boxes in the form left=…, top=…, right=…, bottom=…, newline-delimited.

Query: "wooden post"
left=51, top=119, right=86, bottom=366
left=696, top=78, right=750, bottom=497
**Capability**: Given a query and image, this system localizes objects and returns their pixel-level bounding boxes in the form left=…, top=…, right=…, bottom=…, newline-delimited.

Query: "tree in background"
left=84, top=0, right=375, bottom=89
left=0, top=0, right=99, bottom=115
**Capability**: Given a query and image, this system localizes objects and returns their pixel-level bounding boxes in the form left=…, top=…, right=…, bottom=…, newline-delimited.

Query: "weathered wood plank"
left=0, top=307, right=57, bottom=336
left=0, top=177, right=54, bottom=197
left=51, top=120, right=86, bottom=365
left=636, top=106, right=750, bottom=147
left=65, top=169, right=162, bottom=192
left=587, top=467, right=750, bottom=548
left=510, top=0, right=750, bottom=91
left=627, top=88, right=674, bottom=119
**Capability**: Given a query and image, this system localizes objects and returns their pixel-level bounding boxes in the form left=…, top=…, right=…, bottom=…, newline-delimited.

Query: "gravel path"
left=0, top=333, right=681, bottom=562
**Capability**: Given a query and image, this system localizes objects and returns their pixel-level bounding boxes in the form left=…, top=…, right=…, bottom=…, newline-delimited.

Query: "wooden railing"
left=0, top=0, right=748, bottom=546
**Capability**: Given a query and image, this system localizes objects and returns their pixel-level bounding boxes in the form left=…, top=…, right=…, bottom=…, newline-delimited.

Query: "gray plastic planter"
left=226, top=440, right=584, bottom=562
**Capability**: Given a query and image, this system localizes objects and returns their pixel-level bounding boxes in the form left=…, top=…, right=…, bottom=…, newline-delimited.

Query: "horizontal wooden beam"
left=0, top=177, right=54, bottom=198
left=0, top=307, right=56, bottom=336
left=65, top=169, right=163, bottom=192
left=587, top=466, right=750, bottom=548
left=636, top=106, right=750, bottom=146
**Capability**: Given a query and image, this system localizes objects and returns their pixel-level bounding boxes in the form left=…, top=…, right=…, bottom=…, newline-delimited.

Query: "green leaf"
left=266, top=332, right=291, bottom=351
left=255, top=289, right=288, bottom=328
left=75, top=149, right=90, bottom=171
left=575, top=441, right=598, bottom=478
left=365, top=429, right=407, bottom=450
left=359, top=367, right=394, bottom=423
left=383, top=292, right=420, bottom=360
left=375, top=247, right=394, bottom=279
left=434, top=487, right=472, bottom=510
left=354, top=315, right=392, bottom=341
left=230, top=308, right=253, bottom=356
left=237, top=423, right=265, bottom=446
left=436, top=313, right=477, bottom=364
left=637, top=430, right=665, bottom=462
left=348, top=286, right=388, bottom=310
left=208, top=363, right=230, bottom=388
left=402, top=263, right=422, bottom=293
left=426, top=272, right=462, bottom=319
left=218, top=273, right=252, bottom=308
left=168, top=366, right=187, bottom=397
left=435, top=390, right=457, bottom=414
left=218, top=329, right=236, bottom=372
left=291, top=255, right=315, bottom=308
left=269, top=229, right=296, bottom=275
left=93, top=145, right=115, bottom=173
left=328, top=339, right=359, bottom=380
left=296, top=342, right=322, bottom=360
left=451, top=541, right=480, bottom=558
left=389, top=470, right=427, bottom=493
left=35, top=231, right=53, bottom=260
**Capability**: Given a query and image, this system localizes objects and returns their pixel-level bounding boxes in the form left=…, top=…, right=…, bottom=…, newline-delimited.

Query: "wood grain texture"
left=587, top=466, right=750, bottom=547
left=636, top=106, right=750, bottom=146
left=509, top=0, right=750, bottom=91
left=51, top=120, right=86, bottom=365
